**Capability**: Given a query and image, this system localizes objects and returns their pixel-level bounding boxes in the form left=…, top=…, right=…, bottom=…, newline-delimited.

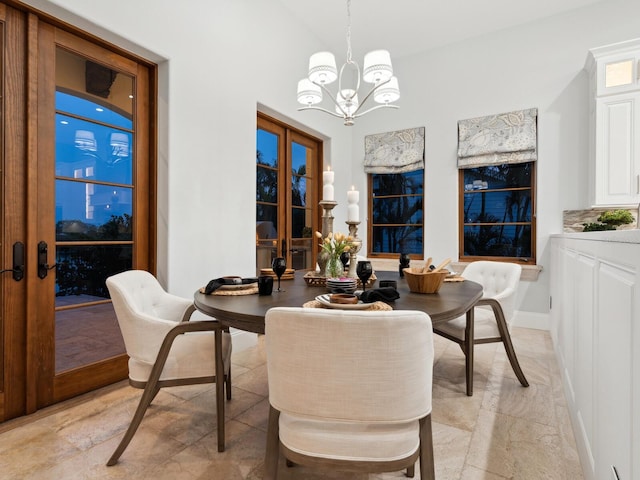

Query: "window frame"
left=458, top=162, right=536, bottom=265
left=367, top=170, right=424, bottom=260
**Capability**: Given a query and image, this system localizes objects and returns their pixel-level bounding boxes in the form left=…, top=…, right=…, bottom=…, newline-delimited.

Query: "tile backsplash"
left=563, top=205, right=639, bottom=233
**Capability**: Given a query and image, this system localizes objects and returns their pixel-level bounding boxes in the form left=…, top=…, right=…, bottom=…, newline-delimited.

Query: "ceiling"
left=278, top=0, right=608, bottom=60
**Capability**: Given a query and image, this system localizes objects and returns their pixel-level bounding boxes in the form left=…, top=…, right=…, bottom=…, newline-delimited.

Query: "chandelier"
left=296, top=0, right=400, bottom=126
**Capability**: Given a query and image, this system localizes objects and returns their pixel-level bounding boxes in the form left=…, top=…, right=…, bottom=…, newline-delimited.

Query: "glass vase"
left=326, top=254, right=344, bottom=279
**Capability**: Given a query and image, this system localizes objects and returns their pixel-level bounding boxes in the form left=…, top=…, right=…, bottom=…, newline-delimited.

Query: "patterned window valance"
left=364, top=127, right=425, bottom=174
left=457, top=108, right=537, bottom=169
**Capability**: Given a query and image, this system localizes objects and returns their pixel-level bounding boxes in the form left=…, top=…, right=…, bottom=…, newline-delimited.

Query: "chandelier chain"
left=346, top=0, right=352, bottom=63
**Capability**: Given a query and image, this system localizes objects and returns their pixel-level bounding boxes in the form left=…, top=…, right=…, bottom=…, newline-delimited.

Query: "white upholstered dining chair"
left=105, top=270, right=232, bottom=466
left=264, top=307, right=436, bottom=480
left=433, top=260, right=529, bottom=395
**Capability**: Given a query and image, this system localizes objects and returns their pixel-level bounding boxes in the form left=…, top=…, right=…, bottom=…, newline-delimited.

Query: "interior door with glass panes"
left=33, top=25, right=153, bottom=407
left=0, top=7, right=154, bottom=420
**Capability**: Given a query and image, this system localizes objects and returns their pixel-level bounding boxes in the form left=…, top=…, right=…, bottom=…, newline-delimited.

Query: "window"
left=368, top=170, right=424, bottom=258
left=605, top=59, right=633, bottom=88
left=460, top=162, right=535, bottom=263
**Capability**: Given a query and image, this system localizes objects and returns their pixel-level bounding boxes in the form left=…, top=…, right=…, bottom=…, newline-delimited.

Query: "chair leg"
left=464, top=308, right=475, bottom=396
left=419, top=414, right=436, bottom=480
left=406, top=464, right=415, bottom=477
left=107, top=383, right=160, bottom=466
left=489, top=300, right=529, bottom=387
left=225, top=364, right=232, bottom=400
left=264, top=406, right=281, bottom=480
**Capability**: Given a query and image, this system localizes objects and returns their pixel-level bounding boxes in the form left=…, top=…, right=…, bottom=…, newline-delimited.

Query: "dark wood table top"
left=194, top=270, right=483, bottom=335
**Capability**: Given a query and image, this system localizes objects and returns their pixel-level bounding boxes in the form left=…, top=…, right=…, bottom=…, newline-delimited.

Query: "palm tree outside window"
left=368, top=170, right=424, bottom=258
left=460, top=162, right=536, bottom=263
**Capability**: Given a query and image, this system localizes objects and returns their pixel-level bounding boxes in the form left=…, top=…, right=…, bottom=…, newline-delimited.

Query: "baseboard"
left=512, top=310, right=549, bottom=330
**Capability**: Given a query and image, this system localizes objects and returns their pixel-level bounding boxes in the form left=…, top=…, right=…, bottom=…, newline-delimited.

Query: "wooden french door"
left=256, top=114, right=322, bottom=273
left=0, top=4, right=156, bottom=421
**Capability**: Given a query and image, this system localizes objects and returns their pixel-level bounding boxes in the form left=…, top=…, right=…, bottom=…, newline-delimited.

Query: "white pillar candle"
left=322, top=167, right=334, bottom=201
left=347, top=185, right=359, bottom=222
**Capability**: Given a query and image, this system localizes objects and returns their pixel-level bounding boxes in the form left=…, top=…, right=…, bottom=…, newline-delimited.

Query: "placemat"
left=444, top=276, right=465, bottom=282
left=260, top=268, right=295, bottom=280
left=199, top=285, right=259, bottom=296
left=302, top=300, right=393, bottom=311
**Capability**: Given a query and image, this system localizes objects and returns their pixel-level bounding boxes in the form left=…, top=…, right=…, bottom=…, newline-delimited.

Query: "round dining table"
left=194, top=270, right=482, bottom=335
left=194, top=270, right=483, bottom=452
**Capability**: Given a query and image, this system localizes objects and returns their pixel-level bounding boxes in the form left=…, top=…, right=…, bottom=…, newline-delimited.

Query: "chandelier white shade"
left=297, top=79, right=322, bottom=105
left=373, top=76, right=400, bottom=104
left=296, top=0, right=400, bottom=126
left=308, top=52, right=338, bottom=84
left=362, top=50, right=393, bottom=83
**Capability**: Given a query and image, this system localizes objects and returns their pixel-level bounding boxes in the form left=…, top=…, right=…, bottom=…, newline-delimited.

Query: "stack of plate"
left=326, top=277, right=357, bottom=294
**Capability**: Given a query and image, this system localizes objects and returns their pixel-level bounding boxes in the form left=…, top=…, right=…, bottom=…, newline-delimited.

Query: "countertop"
left=551, top=229, right=640, bottom=244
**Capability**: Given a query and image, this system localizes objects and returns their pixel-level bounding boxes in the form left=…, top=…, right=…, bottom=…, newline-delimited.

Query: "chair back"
left=462, top=261, right=521, bottom=322
left=265, top=307, right=434, bottom=423
left=106, top=270, right=189, bottom=364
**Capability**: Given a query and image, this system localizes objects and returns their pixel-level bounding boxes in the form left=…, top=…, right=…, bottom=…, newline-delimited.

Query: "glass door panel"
left=54, top=46, right=134, bottom=372
left=256, top=127, right=280, bottom=269
left=290, top=140, right=314, bottom=270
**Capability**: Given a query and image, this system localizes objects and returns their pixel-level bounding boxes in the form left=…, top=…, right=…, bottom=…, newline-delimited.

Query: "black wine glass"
left=356, top=260, right=373, bottom=293
left=340, top=251, right=350, bottom=271
left=399, top=253, right=410, bottom=278
left=272, top=257, right=286, bottom=292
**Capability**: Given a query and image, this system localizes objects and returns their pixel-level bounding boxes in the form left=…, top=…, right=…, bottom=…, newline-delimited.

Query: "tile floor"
left=0, top=327, right=584, bottom=479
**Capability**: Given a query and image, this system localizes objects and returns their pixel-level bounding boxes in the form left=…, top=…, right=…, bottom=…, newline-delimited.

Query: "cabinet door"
left=595, top=260, right=636, bottom=480
left=595, top=92, right=640, bottom=205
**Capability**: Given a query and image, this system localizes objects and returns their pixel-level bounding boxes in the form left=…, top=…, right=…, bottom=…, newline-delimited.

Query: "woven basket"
left=403, top=268, right=449, bottom=294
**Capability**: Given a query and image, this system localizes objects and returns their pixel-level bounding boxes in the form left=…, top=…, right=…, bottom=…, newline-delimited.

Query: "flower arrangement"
left=316, top=231, right=354, bottom=278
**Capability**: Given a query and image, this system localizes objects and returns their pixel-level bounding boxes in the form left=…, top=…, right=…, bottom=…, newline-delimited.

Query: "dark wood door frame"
left=1, top=2, right=157, bottom=421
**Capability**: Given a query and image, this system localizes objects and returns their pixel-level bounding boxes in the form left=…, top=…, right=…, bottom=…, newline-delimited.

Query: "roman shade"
left=364, top=127, right=425, bottom=173
left=457, top=108, right=537, bottom=169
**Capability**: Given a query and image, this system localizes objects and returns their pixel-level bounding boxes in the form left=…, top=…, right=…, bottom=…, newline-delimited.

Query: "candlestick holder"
left=315, top=200, right=338, bottom=278
left=319, top=200, right=337, bottom=238
left=345, top=220, right=362, bottom=279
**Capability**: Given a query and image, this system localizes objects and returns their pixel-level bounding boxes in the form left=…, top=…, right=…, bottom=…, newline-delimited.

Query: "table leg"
left=465, top=307, right=475, bottom=396
left=215, top=328, right=225, bottom=452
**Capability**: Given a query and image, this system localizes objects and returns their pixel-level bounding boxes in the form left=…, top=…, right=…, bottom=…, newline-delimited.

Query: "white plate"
left=315, top=294, right=371, bottom=310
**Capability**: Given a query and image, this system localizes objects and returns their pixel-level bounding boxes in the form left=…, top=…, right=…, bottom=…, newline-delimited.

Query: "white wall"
left=22, top=0, right=354, bottom=299
left=19, top=0, right=640, bottom=323
left=351, top=0, right=640, bottom=318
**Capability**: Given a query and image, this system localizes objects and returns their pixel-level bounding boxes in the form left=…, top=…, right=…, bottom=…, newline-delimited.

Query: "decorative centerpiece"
left=403, top=268, right=449, bottom=294
left=403, top=257, right=451, bottom=294
left=316, top=230, right=355, bottom=279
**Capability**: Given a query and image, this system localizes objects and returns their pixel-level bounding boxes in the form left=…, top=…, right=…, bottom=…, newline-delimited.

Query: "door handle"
left=0, top=242, right=25, bottom=281
left=37, top=241, right=57, bottom=279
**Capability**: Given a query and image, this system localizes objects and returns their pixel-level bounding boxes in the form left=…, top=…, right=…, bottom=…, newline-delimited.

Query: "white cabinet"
left=550, top=232, right=640, bottom=480
left=586, top=39, right=640, bottom=206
